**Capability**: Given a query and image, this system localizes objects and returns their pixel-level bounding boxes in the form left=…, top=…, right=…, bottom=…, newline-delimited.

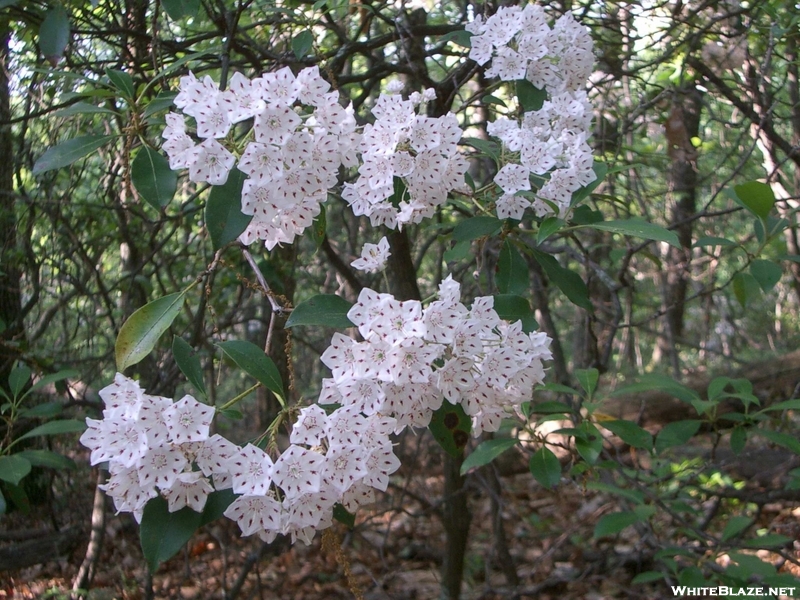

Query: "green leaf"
left=721, top=515, right=752, bottom=542
left=173, top=336, right=206, bottom=398
left=161, top=0, right=200, bottom=20
left=570, top=161, right=607, bottom=206
left=460, top=438, right=518, bottom=474
left=610, top=374, right=701, bottom=403
left=333, top=503, right=356, bottom=528
left=143, top=91, right=178, bottom=117
left=3, top=482, right=30, bottom=514
left=586, top=481, right=645, bottom=504
left=571, top=205, right=604, bottom=225
left=452, top=215, right=503, bottom=242
left=537, top=217, right=563, bottom=244
left=732, top=272, right=762, bottom=307
left=756, top=429, right=800, bottom=454
left=587, top=219, right=680, bottom=247
left=744, top=535, right=793, bottom=549
left=105, top=69, right=136, bottom=99
left=497, top=240, right=529, bottom=295
left=602, top=420, right=653, bottom=450
left=131, top=147, right=177, bottom=209
left=440, top=29, right=472, bottom=47
left=593, top=511, right=641, bottom=538
left=140, top=496, right=202, bottom=572
left=428, top=403, right=471, bottom=458
left=575, top=368, right=598, bottom=398
left=529, top=447, right=561, bottom=488
left=199, top=489, right=236, bottom=526
left=757, top=399, right=800, bottom=412
left=9, top=365, right=31, bottom=398
left=285, top=295, right=354, bottom=329
left=530, top=249, right=591, bottom=310
left=528, top=400, right=573, bottom=414
left=631, top=571, right=664, bottom=584
left=750, top=259, right=782, bottom=292
left=291, top=30, right=314, bottom=59
left=32, top=135, right=115, bottom=175
left=217, top=340, right=284, bottom=399
left=655, top=420, right=702, bottom=453
left=16, top=450, right=76, bottom=470
left=53, top=102, right=118, bottom=117
left=734, top=181, right=774, bottom=220
left=17, top=419, right=86, bottom=442
left=481, top=94, right=507, bottom=107
left=116, top=292, right=186, bottom=372
left=460, top=138, right=501, bottom=165
left=18, top=402, right=63, bottom=419
left=575, top=422, right=603, bottom=464
left=730, top=426, right=747, bottom=455
left=0, top=455, right=32, bottom=486
left=493, top=294, right=537, bottom=332
left=516, top=80, right=546, bottom=112
left=205, top=170, right=252, bottom=250
left=28, top=369, right=79, bottom=395
left=39, top=6, right=70, bottom=64
left=444, top=240, right=471, bottom=263
left=693, top=236, right=736, bottom=248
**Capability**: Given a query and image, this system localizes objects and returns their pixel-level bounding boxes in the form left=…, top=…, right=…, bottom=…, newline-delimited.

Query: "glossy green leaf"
left=17, top=419, right=86, bottom=441
left=594, top=511, right=640, bottom=538
left=205, top=170, right=251, bottom=250
left=530, top=249, right=591, bottom=310
left=655, top=420, right=701, bottom=453
left=588, top=219, right=680, bottom=247
left=516, top=79, right=546, bottom=112
left=537, top=217, right=563, bottom=244
left=9, top=365, right=31, bottom=398
left=744, top=535, right=793, bottom=549
left=140, top=496, right=202, bottom=572
left=161, top=0, right=200, bottom=20
left=693, top=236, right=736, bottom=248
left=39, top=6, right=70, bottom=64
left=116, top=292, right=186, bottom=372
left=631, top=571, right=665, bottom=584
left=0, top=455, right=32, bottom=486
left=28, top=369, right=79, bottom=395
left=750, top=259, right=782, bottom=292
left=199, top=489, right=236, bottom=526
left=460, top=438, right=518, bottom=474
left=16, top=449, right=76, bottom=470
left=173, top=336, right=206, bottom=398
left=734, top=181, right=774, bottom=220
left=575, top=368, right=598, bottom=398
left=452, top=215, right=503, bottom=242
left=444, top=240, right=471, bottom=262
left=497, top=240, right=529, bottom=295
left=429, top=403, right=471, bottom=458
left=285, top=295, right=353, bottom=329
left=493, top=294, right=537, bottom=333
left=53, top=102, right=117, bottom=117
left=575, top=422, right=603, bottom=464
left=732, top=272, right=761, bottom=307
left=32, top=135, right=115, bottom=175
left=217, top=340, right=284, bottom=399
left=333, top=503, right=356, bottom=528
left=18, top=402, right=63, bottom=419
left=602, top=420, right=653, bottom=450
left=292, top=30, right=314, bottom=59
left=131, top=147, right=177, bottom=209
left=143, top=91, right=178, bottom=117
left=481, top=94, right=507, bottom=107
left=730, top=426, right=746, bottom=455
left=756, top=429, right=800, bottom=454
left=460, top=138, right=501, bottom=165
left=105, top=69, right=136, bottom=99
left=529, top=446, right=561, bottom=488
left=721, top=515, right=752, bottom=542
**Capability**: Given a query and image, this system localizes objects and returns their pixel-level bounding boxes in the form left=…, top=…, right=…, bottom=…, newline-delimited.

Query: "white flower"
left=228, top=443, right=274, bottom=496
left=351, top=237, right=391, bottom=273
left=162, top=395, right=214, bottom=444
left=162, top=471, right=214, bottom=513
left=187, top=139, right=235, bottom=186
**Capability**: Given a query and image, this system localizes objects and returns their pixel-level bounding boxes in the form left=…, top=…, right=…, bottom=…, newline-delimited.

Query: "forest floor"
left=1, top=426, right=800, bottom=600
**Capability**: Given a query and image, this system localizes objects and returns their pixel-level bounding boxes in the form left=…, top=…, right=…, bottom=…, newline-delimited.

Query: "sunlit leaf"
left=116, top=292, right=186, bottom=372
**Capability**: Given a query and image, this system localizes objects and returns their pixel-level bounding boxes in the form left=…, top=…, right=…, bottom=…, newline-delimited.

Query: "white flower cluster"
left=487, top=91, right=596, bottom=219
left=161, top=67, right=360, bottom=250
left=80, top=374, right=402, bottom=545
left=467, top=5, right=593, bottom=95
left=351, top=236, right=391, bottom=273
left=320, top=276, right=553, bottom=436
left=342, top=90, right=469, bottom=229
